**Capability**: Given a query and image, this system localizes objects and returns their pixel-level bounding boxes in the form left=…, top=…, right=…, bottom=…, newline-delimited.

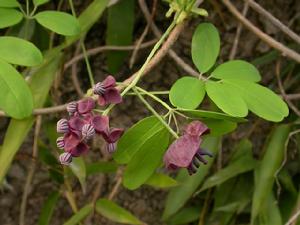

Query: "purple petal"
left=70, top=142, right=89, bottom=157
left=68, top=116, right=85, bottom=134
left=163, top=135, right=201, bottom=169
left=102, top=128, right=124, bottom=143
left=97, top=95, right=106, bottom=106
left=64, top=133, right=80, bottom=152
left=77, top=98, right=95, bottom=114
left=104, top=88, right=122, bottom=105
left=92, top=115, right=109, bottom=133
left=102, top=75, right=116, bottom=88
left=184, top=121, right=210, bottom=137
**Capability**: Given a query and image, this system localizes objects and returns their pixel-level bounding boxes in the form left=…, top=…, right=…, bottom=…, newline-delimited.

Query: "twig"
left=198, top=188, right=212, bottom=225
left=286, top=209, right=300, bottom=225
left=129, top=0, right=157, bottom=68
left=221, top=0, right=300, bottom=63
left=246, top=0, right=300, bottom=45
left=19, top=115, right=42, bottom=225
left=139, top=0, right=200, bottom=77
left=229, top=2, right=249, bottom=59
left=286, top=93, right=300, bottom=100
left=108, top=168, right=123, bottom=200
left=64, top=40, right=157, bottom=70
left=275, top=60, right=300, bottom=117
left=71, top=41, right=84, bottom=97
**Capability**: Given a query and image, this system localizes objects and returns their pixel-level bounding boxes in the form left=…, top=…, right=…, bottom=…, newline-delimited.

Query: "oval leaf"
left=191, top=23, right=220, bottom=73
left=211, top=60, right=261, bottom=82
left=202, top=118, right=237, bottom=136
left=0, top=8, right=23, bottom=29
left=69, top=157, right=86, bottom=193
left=96, top=198, right=143, bottom=225
left=145, top=173, right=178, bottom=189
left=123, top=129, right=169, bottom=190
left=224, top=79, right=289, bottom=122
left=86, top=161, right=118, bottom=175
left=63, top=204, right=93, bottom=225
left=169, top=76, right=205, bottom=109
left=33, top=0, right=49, bottom=7
left=0, top=36, right=43, bottom=66
left=205, top=81, right=248, bottom=117
left=113, top=116, right=164, bottom=164
left=0, top=59, right=33, bottom=118
left=35, top=11, right=80, bottom=36
left=0, top=0, right=19, bottom=7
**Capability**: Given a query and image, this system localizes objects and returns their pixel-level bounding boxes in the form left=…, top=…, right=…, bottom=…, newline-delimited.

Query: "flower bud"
left=82, top=124, right=95, bottom=141
left=106, top=142, right=116, bottom=153
left=57, top=119, right=69, bottom=133
left=59, top=152, right=72, bottom=165
left=67, top=101, right=77, bottom=115
left=56, top=136, right=65, bottom=149
left=93, top=82, right=106, bottom=95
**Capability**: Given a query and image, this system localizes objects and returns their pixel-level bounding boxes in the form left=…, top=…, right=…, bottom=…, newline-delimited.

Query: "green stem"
left=136, top=86, right=172, bottom=110
left=133, top=88, right=179, bottom=139
left=68, top=0, right=95, bottom=87
left=126, top=90, right=170, bottom=95
left=121, top=13, right=180, bottom=97
left=26, top=0, right=29, bottom=15
left=30, top=6, right=38, bottom=17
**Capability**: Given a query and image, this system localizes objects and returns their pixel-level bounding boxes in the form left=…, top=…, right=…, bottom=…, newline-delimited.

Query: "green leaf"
left=211, top=60, right=261, bottom=82
left=96, top=198, right=143, bottom=225
left=69, top=157, right=86, bottom=193
left=63, top=203, right=93, bottom=225
left=145, top=173, right=178, bottom=189
left=33, top=0, right=49, bottom=7
left=38, top=191, right=60, bottom=225
left=169, top=76, right=206, bottom=109
left=123, top=129, right=169, bottom=190
left=0, top=0, right=19, bottom=7
left=191, top=23, right=220, bottom=73
left=179, top=109, right=247, bottom=122
left=202, top=118, right=237, bottom=136
left=200, top=153, right=257, bottom=192
left=106, top=0, right=134, bottom=73
left=167, top=207, right=200, bottom=225
left=86, top=161, right=118, bottom=175
left=251, top=124, right=291, bottom=222
left=0, top=52, right=62, bottom=184
left=0, top=36, right=43, bottom=66
left=205, top=81, right=248, bottom=117
left=224, top=79, right=289, bottom=122
left=113, top=116, right=164, bottom=164
left=35, top=11, right=80, bottom=36
left=162, top=136, right=220, bottom=220
left=259, top=192, right=282, bottom=225
left=0, top=8, right=23, bottom=28
left=0, top=59, right=33, bottom=118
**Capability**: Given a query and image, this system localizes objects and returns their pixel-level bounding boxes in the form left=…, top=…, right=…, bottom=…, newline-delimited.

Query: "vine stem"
left=120, top=12, right=180, bottom=97
left=133, top=88, right=179, bottom=139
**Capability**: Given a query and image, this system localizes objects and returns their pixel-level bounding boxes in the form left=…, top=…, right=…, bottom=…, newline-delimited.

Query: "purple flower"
left=77, top=98, right=95, bottom=115
left=102, top=128, right=124, bottom=153
left=92, top=115, right=109, bottom=134
left=163, top=121, right=212, bottom=175
left=56, top=137, right=65, bottom=149
left=57, top=119, right=69, bottom=133
left=67, top=101, right=77, bottom=115
left=82, top=124, right=95, bottom=141
left=59, top=152, right=72, bottom=165
left=93, top=76, right=122, bottom=106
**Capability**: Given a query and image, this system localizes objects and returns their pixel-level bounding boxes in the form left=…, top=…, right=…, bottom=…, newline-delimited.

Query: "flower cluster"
left=56, top=76, right=123, bottom=165
left=163, top=121, right=212, bottom=175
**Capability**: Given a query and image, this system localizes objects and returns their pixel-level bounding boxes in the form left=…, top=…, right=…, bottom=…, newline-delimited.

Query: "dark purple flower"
left=57, top=119, right=69, bottom=133
left=67, top=101, right=77, bottom=115
left=163, top=121, right=212, bottom=175
left=56, top=137, right=65, bottom=149
left=77, top=98, right=95, bottom=115
left=92, top=115, right=109, bottom=134
left=93, top=76, right=122, bottom=106
left=82, top=124, right=95, bottom=141
left=64, top=132, right=81, bottom=152
left=69, top=142, right=89, bottom=157
left=102, top=128, right=124, bottom=153
left=59, top=152, right=72, bottom=165
left=68, top=116, right=85, bottom=136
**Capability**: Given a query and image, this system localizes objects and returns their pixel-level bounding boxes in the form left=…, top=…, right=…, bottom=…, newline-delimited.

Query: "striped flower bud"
left=93, top=82, right=106, bottom=95
left=56, top=136, right=65, bottom=149
left=67, top=101, right=77, bottom=115
left=57, top=119, right=69, bottom=133
left=59, top=152, right=72, bottom=165
left=106, top=142, right=117, bottom=153
left=82, top=124, right=95, bottom=141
